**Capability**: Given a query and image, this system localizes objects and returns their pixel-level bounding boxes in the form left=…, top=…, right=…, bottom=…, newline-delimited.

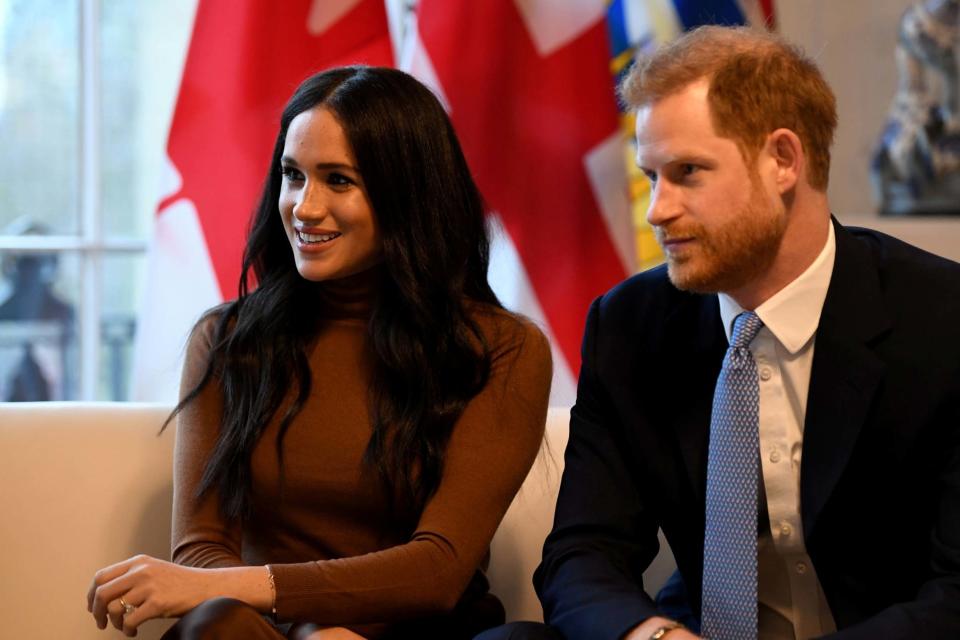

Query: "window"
left=0, top=0, right=197, bottom=400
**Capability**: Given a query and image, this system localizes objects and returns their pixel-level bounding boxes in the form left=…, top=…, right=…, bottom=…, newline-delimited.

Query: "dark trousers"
left=474, top=621, right=564, bottom=640
left=161, top=598, right=285, bottom=639
left=163, top=594, right=507, bottom=639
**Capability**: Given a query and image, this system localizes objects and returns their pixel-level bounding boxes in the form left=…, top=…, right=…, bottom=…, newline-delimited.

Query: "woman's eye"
left=280, top=166, right=303, bottom=182
left=327, top=173, right=353, bottom=187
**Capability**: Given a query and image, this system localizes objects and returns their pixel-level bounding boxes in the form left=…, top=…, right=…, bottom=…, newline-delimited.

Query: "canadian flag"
left=132, top=0, right=393, bottom=401
left=403, top=1, right=635, bottom=404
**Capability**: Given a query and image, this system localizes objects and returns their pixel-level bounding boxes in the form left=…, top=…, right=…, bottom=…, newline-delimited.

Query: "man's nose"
left=645, top=183, right=682, bottom=227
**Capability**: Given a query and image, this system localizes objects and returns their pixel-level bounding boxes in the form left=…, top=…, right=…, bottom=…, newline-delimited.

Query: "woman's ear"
left=765, top=128, right=804, bottom=194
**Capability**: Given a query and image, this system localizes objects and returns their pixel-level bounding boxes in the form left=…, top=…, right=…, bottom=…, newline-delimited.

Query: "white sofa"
left=0, top=403, right=674, bottom=639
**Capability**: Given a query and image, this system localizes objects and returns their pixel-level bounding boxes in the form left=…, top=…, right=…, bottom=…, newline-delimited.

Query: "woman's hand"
left=87, top=554, right=218, bottom=636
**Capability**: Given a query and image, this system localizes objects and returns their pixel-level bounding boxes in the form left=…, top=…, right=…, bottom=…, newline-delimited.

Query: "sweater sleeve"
left=268, top=315, right=553, bottom=625
left=170, top=315, right=245, bottom=569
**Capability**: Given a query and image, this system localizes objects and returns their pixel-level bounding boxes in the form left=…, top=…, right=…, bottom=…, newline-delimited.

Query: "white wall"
left=778, top=0, right=960, bottom=262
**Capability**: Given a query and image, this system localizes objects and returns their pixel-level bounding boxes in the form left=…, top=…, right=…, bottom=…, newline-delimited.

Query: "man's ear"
left=765, top=128, right=804, bottom=194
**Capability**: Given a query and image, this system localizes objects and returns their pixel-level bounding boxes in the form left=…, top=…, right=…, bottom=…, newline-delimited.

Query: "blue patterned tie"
left=701, top=311, right=764, bottom=640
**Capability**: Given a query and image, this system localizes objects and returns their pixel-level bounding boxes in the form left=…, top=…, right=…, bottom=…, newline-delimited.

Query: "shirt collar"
left=718, top=223, right=836, bottom=354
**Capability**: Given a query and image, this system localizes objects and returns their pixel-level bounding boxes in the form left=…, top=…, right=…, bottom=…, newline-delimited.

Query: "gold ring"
left=119, top=596, right=136, bottom=616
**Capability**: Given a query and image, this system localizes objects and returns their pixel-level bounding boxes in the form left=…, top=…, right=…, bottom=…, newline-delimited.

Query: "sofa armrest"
left=0, top=402, right=176, bottom=640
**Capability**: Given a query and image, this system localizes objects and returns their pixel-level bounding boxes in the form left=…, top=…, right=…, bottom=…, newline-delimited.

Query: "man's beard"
left=658, top=187, right=786, bottom=295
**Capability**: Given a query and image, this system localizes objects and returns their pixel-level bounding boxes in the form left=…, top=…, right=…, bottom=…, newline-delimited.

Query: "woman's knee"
left=162, top=597, right=278, bottom=639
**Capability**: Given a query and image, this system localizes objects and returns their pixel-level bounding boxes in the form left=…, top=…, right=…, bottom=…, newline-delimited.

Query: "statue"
left=872, top=0, right=960, bottom=215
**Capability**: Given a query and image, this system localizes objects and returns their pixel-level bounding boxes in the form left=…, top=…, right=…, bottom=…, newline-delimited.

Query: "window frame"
left=0, top=0, right=148, bottom=400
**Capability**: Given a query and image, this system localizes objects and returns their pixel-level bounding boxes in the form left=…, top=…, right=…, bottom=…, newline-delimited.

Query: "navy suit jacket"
left=534, top=221, right=960, bottom=639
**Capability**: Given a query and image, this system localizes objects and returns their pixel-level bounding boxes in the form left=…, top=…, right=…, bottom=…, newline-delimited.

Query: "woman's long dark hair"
left=170, top=66, right=502, bottom=522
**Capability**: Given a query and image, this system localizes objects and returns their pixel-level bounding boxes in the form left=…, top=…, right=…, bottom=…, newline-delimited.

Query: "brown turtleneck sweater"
left=170, top=270, right=552, bottom=636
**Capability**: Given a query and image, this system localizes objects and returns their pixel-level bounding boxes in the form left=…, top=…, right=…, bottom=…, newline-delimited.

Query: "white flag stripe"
left=131, top=196, right=221, bottom=402
left=307, top=0, right=364, bottom=36
left=487, top=214, right=578, bottom=405
left=585, top=131, right=636, bottom=274
left=157, top=149, right=183, bottom=206
left=398, top=16, right=452, bottom=114
left=513, top=0, right=608, bottom=57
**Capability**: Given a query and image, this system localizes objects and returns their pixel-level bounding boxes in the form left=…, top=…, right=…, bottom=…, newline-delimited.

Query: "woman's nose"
left=293, top=183, right=327, bottom=222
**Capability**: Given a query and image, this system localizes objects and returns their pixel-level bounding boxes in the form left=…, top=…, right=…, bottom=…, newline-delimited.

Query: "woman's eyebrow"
left=280, top=156, right=358, bottom=172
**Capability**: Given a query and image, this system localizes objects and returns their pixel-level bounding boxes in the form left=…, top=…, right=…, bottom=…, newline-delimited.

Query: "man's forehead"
left=633, top=82, right=717, bottom=162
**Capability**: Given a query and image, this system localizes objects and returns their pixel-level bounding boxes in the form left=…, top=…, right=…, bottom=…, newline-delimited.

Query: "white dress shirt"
left=717, top=224, right=838, bottom=640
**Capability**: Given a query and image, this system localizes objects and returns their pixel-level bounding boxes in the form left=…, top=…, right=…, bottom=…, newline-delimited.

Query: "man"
left=479, top=25, right=960, bottom=640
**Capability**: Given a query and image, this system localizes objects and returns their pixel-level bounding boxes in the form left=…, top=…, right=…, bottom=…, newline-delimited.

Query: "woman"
left=87, top=66, right=552, bottom=639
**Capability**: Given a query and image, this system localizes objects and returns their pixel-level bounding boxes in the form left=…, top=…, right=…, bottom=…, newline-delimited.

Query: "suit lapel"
left=801, top=221, right=891, bottom=539
left=662, top=293, right=727, bottom=505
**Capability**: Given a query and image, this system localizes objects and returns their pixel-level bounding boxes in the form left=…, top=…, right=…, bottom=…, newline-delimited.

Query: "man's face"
left=635, top=80, right=786, bottom=296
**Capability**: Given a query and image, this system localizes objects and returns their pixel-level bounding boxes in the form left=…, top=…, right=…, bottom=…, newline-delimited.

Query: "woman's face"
left=278, top=107, right=382, bottom=282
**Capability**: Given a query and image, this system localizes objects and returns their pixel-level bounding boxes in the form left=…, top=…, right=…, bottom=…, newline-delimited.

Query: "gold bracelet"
left=266, top=565, right=278, bottom=621
left=649, top=621, right=685, bottom=640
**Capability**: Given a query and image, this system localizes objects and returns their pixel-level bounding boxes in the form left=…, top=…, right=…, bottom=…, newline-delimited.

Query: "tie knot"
left=730, top=311, right=763, bottom=349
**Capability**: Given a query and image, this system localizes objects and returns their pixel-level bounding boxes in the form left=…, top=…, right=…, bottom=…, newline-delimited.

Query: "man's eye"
left=681, top=164, right=700, bottom=176
left=642, top=169, right=658, bottom=185
left=280, top=166, right=303, bottom=182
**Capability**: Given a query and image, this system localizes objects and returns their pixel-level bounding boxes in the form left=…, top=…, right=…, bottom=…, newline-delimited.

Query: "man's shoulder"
left=597, top=264, right=698, bottom=315
left=843, top=224, right=960, bottom=297
left=836, top=224, right=960, bottom=356
left=588, top=264, right=715, bottom=347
